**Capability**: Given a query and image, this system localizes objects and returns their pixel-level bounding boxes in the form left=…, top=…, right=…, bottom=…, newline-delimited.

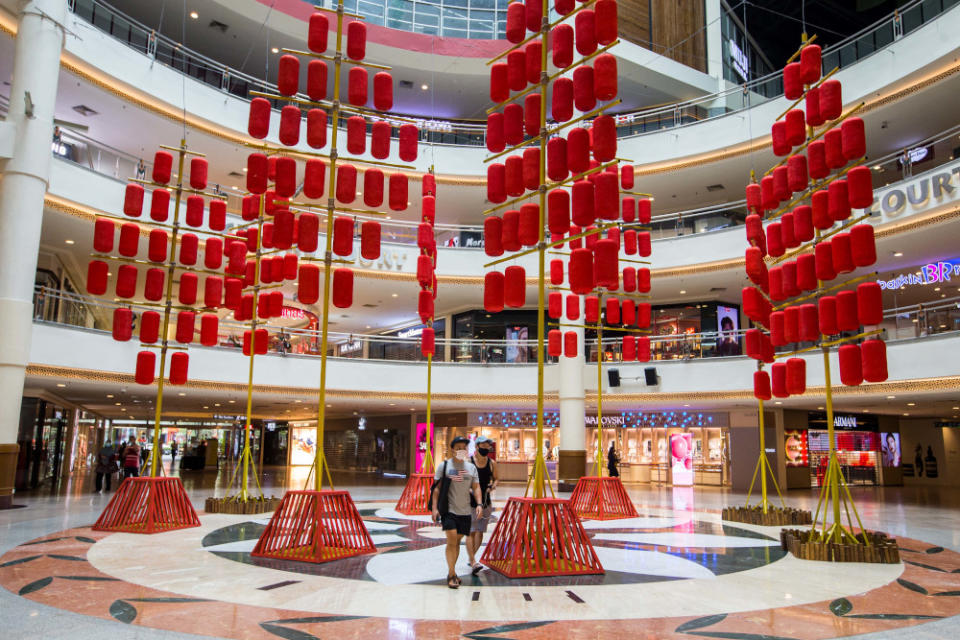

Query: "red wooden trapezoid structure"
left=93, top=477, right=200, bottom=534
left=395, top=473, right=434, bottom=515
left=480, top=497, right=604, bottom=578
left=251, top=490, right=376, bottom=564
left=569, top=476, right=639, bottom=520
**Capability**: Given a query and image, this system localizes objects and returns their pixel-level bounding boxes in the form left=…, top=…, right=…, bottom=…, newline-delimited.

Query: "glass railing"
left=65, top=0, right=960, bottom=147
left=342, top=0, right=508, bottom=40
left=31, top=286, right=959, bottom=367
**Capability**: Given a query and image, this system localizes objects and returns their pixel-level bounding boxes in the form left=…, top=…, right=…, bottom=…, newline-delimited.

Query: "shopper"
left=94, top=440, right=117, bottom=492
left=121, top=436, right=141, bottom=479
left=607, top=441, right=620, bottom=477
left=430, top=436, right=483, bottom=589
left=170, top=440, right=178, bottom=469
left=135, top=158, right=146, bottom=180
left=467, top=436, right=498, bottom=575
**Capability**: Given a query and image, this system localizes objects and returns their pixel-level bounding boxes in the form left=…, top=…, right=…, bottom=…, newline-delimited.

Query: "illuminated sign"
left=280, top=306, right=307, bottom=320
left=729, top=39, right=749, bottom=81
left=585, top=415, right=626, bottom=426
left=905, top=146, right=930, bottom=164
left=869, top=159, right=960, bottom=220
left=339, top=340, right=362, bottom=354
left=878, top=260, right=959, bottom=289
left=834, top=415, right=858, bottom=429
left=397, top=326, right=424, bottom=339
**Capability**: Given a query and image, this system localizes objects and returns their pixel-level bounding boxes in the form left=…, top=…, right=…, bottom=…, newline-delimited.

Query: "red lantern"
left=178, top=272, right=198, bottom=305
left=766, top=222, right=784, bottom=258
left=772, top=362, right=789, bottom=398
left=575, top=9, right=597, bottom=55
left=112, top=308, right=132, bottom=342
left=861, top=339, right=888, bottom=382
left=373, top=71, right=393, bottom=111
left=819, top=79, right=842, bottom=121
left=754, top=370, right=772, bottom=401
left=564, top=331, right=578, bottom=358
left=857, top=282, right=883, bottom=325
left=93, top=218, right=114, bottom=253
left=336, top=164, right=358, bottom=204
left=490, top=63, right=509, bottom=103
left=594, top=53, right=617, bottom=101
left=248, top=97, right=271, bottom=139
left=505, top=2, right=525, bottom=42
left=792, top=205, right=814, bottom=243
left=525, top=40, right=542, bottom=85
left=785, top=109, right=806, bottom=147
left=636, top=303, right=651, bottom=328
left=277, top=54, right=300, bottom=96
left=346, top=115, right=367, bottom=156
left=771, top=121, right=790, bottom=157
left=421, top=327, right=436, bottom=358
left=773, top=166, right=790, bottom=202
left=278, top=105, right=301, bottom=146
left=347, top=20, right=366, bottom=60
left=828, top=179, right=850, bottom=222
left=784, top=305, right=800, bottom=343
left=296, top=212, right=319, bottom=254
left=203, top=276, right=222, bottom=309
left=819, top=296, right=839, bottom=336
left=198, top=313, right=219, bottom=347
left=780, top=211, right=797, bottom=248
left=847, top=166, right=873, bottom=209
left=308, top=12, right=328, bottom=52
left=592, top=115, right=616, bottom=162
left=553, top=23, right=574, bottom=68
left=124, top=184, right=144, bottom=217
left=595, top=171, right=618, bottom=220
left=783, top=62, right=803, bottom=100
left=562, top=294, right=578, bottom=321
left=184, top=195, right=204, bottom=227
left=745, top=247, right=766, bottom=286
left=347, top=66, right=368, bottom=106
left=332, top=268, right=354, bottom=308
left=307, top=108, right=328, bottom=149
left=547, top=137, right=568, bottom=182
left=144, top=268, right=165, bottom=301
left=152, top=150, right=173, bottom=184
left=332, top=215, right=353, bottom=257
left=147, top=228, right=167, bottom=263
left=569, top=248, right=594, bottom=294
left=584, top=295, right=600, bottom=324
left=522, top=147, right=540, bottom=191
left=135, top=351, right=156, bottom=385
left=389, top=172, right=409, bottom=211
left=841, top=117, right=866, bottom=160
left=307, top=60, right=327, bottom=101
left=786, top=357, right=807, bottom=395
left=797, top=253, right=817, bottom=291
left=298, top=264, right=320, bottom=305
left=770, top=311, right=785, bottom=346
left=359, top=168, right=383, bottom=208
left=799, top=303, right=819, bottom=342
left=518, top=203, right=540, bottom=247
left=831, top=232, right=854, bottom=274
left=824, top=128, right=845, bottom=169
left=637, top=268, right=651, bottom=294
left=398, top=124, right=418, bottom=162
left=502, top=209, right=521, bottom=252
left=801, top=44, right=821, bottom=83
left=547, top=259, right=563, bottom=286
left=605, top=297, right=620, bottom=324
left=138, top=311, right=159, bottom=344
left=573, top=65, right=595, bottom=112
left=595, top=0, right=618, bottom=45
left=150, top=188, right=170, bottom=222
left=836, top=290, right=859, bottom=332
left=622, top=266, right=636, bottom=292
left=360, top=221, right=381, bottom=260
left=567, top=127, right=590, bottom=174
left=485, top=271, right=505, bottom=313
left=505, top=265, right=526, bottom=308
left=787, top=154, right=808, bottom=193
left=571, top=180, right=595, bottom=227
left=807, top=140, right=828, bottom=180
left=486, top=162, right=506, bottom=204
left=850, top=223, right=876, bottom=267
left=175, top=311, right=195, bottom=344
left=552, top=76, right=574, bottom=122
left=839, top=344, right=863, bottom=386
left=483, top=216, right=504, bottom=257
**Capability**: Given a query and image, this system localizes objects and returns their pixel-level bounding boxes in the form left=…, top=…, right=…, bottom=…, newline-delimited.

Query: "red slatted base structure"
left=395, top=473, right=434, bottom=515
left=92, top=477, right=200, bottom=534
left=480, top=497, right=604, bottom=578
left=569, top=476, right=639, bottom=520
left=251, top=490, right=376, bottom=564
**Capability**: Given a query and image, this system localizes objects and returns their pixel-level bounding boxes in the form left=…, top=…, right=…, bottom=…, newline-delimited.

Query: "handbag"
left=427, top=460, right=450, bottom=515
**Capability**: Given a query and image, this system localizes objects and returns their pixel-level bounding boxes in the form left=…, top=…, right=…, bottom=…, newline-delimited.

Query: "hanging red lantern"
left=575, top=9, right=597, bottom=55
left=769, top=311, right=785, bottom=346
left=595, top=0, right=618, bottom=44
left=787, top=154, right=808, bottom=193
left=298, top=264, right=320, bottom=305
left=621, top=299, right=636, bottom=326
left=175, top=311, right=195, bottom=344
left=569, top=248, right=594, bottom=295
left=745, top=247, right=766, bottom=286
left=203, top=276, right=222, bottom=309
left=221, top=277, right=241, bottom=310
left=619, top=197, right=635, bottom=224
left=818, top=295, right=838, bottom=335
left=146, top=228, right=167, bottom=263
left=567, top=127, right=590, bottom=175
left=525, top=0, right=542, bottom=31
left=787, top=357, right=807, bottom=395
left=360, top=221, right=381, bottom=260
left=584, top=295, right=600, bottom=323
left=810, top=189, right=831, bottom=231
left=836, top=290, right=859, bottom=332
left=783, top=305, right=800, bottom=343
left=398, top=124, right=419, bottom=162
left=773, top=165, right=790, bottom=202
left=800, top=44, right=821, bottom=83
left=551, top=76, right=574, bottom=122
left=547, top=137, right=568, bottom=182
left=807, top=141, right=828, bottom=181
left=294, top=212, right=318, bottom=254
left=484, top=216, right=504, bottom=257
left=622, top=266, right=636, bottom=292
left=857, top=282, right=883, bottom=325
left=490, top=62, right=509, bottom=103
left=795, top=253, right=816, bottom=291
left=745, top=328, right=762, bottom=360
left=518, top=203, right=540, bottom=247
left=828, top=179, right=850, bottom=222
left=207, top=199, right=225, bottom=231
left=636, top=302, right=651, bottom=329
left=92, top=218, right=114, bottom=254
left=791, top=205, right=813, bottom=243
left=846, top=166, right=873, bottom=209
left=799, top=303, right=819, bottom=342
left=504, top=155, right=524, bottom=197
left=785, top=109, right=806, bottom=147
left=332, top=268, right=354, bottom=308
left=420, top=327, right=436, bottom=358
left=152, top=150, right=173, bottom=184
left=563, top=294, right=578, bottom=321
left=177, top=272, right=198, bottom=306
left=571, top=180, right=595, bottom=227
left=573, top=65, right=596, bottom=112
left=121, top=185, right=144, bottom=221
left=838, top=344, right=863, bottom=386
left=373, top=71, right=393, bottom=111
left=548, top=291, right=562, bottom=319
left=743, top=286, right=764, bottom=324
left=819, top=79, right=843, bottom=120
left=766, top=222, right=784, bottom=258
left=831, top=232, right=854, bottom=274
left=348, top=66, right=368, bottom=106
left=199, top=313, right=219, bottom=347
left=783, top=61, right=803, bottom=100
left=184, top=195, right=204, bottom=227
left=346, top=115, right=367, bottom=156
left=347, top=20, right=366, bottom=60
left=595, top=171, right=619, bottom=220
left=248, top=97, right=271, bottom=139
left=306, top=108, right=327, bottom=149
left=525, top=40, right=542, bottom=85
left=307, top=60, right=327, bottom=101
left=621, top=335, right=636, bottom=361
left=150, top=188, right=170, bottom=222
left=111, top=307, right=132, bottom=342
left=336, top=164, right=358, bottom=203
left=850, top=223, right=876, bottom=267
left=605, top=297, right=620, bottom=324
left=546, top=259, right=565, bottom=287
left=594, top=53, right=617, bottom=101
left=771, top=121, right=790, bottom=157
left=505, top=2, right=525, bottom=42
left=486, top=112, right=505, bottom=154
left=278, top=105, right=301, bottom=146
left=547, top=189, right=570, bottom=234
left=502, top=209, right=521, bottom=252
left=504, top=265, right=526, bottom=308
left=308, top=12, right=328, bottom=52
left=277, top=54, right=300, bottom=96
left=754, top=370, right=772, bottom=400
left=507, top=49, right=526, bottom=92
left=592, top=115, right=616, bottom=162
left=389, top=172, right=409, bottom=211
left=861, top=339, right=888, bottom=382
left=841, top=117, right=866, bottom=160
left=761, top=175, right=777, bottom=211
left=135, top=351, right=156, bottom=385
left=485, top=271, right=505, bottom=312
left=771, top=362, right=789, bottom=398
left=637, top=268, right=651, bottom=293
left=331, top=215, right=352, bottom=257
left=553, top=22, right=574, bottom=68
left=142, top=267, right=163, bottom=301
left=824, top=128, right=845, bottom=169
left=780, top=211, right=797, bottom=248
left=564, top=331, right=578, bottom=358
left=522, top=147, right=540, bottom=191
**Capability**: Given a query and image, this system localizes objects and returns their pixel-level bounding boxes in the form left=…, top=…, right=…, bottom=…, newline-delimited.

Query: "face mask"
left=477, top=448, right=490, bottom=457
left=455, top=450, right=468, bottom=461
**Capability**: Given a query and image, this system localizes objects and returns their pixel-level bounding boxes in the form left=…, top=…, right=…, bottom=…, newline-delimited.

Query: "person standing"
left=607, top=441, right=620, bottom=477
left=136, top=158, right=146, bottom=180
left=467, top=436, right=497, bottom=575
left=431, top=436, right=482, bottom=589
left=121, top=436, right=141, bottom=479
left=94, top=440, right=117, bottom=492
left=170, top=439, right=178, bottom=470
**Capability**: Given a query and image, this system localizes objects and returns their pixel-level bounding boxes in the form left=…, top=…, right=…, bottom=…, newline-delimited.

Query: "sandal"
left=471, top=563, right=483, bottom=576
left=447, top=574, right=460, bottom=589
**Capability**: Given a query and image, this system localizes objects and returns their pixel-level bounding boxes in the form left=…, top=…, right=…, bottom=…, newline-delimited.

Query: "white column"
left=0, top=0, right=68, bottom=507
left=557, top=295, right=585, bottom=486
left=704, top=0, right=724, bottom=80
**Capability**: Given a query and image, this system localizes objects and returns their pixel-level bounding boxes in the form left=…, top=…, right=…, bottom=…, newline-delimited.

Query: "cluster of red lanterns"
left=87, top=150, right=227, bottom=386
left=483, top=0, right=651, bottom=361
left=418, top=174, right=439, bottom=358
left=743, top=43, right=888, bottom=399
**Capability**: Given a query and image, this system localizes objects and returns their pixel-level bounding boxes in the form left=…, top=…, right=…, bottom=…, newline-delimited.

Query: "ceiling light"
left=907, top=402, right=916, bottom=406
left=365, top=325, right=371, bottom=329
left=271, top=47, right=279, bottom=54
left=214, top=403, right=221, bottom=406
left=679, top=290, right=686, bottom=294
left=178, top=392, right=186, bottom=396
left=120, top=408, right=126, bottom=412
left=190, top=10, right=198, bottom=19
left=391, top=293, right=398, bottom=297
left=389, top=403, right=396, bottom=406
left=893, top=252, right=903, bottom=257
left=903, top=412, right=910, bottom=416
left=775, top=401, right=782, bottom=405
left=886, top=395, right=895, bottom=399
left=934, top=287, right=941, bottom=291
left=421, top=84, right=429, bottom=91
left=953, top=406, right=959, bottom=410
left=65, top=239, right=75, bottom=245
left=228, top=400, right=235, bottom=403
left=242, top=167, right=248, bottom=172
left=203, top=406, right=209, bottom=409
left=56, top=383, right=66, bottom=387
left=872, top=165, right=882, bottom=170
left=106, top=394, right=114, bottom=398
left=114, top=402, right=121, bottom=406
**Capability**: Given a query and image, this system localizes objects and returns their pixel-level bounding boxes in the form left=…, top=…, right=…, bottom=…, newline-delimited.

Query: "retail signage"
left=416, top=422, right=435, bottom=472
left=868, top=158, right=960, bottom=221
left=459, top=231, right=484, bottom=248
left=935, top=421, right=960, bottom=428
left=397, top=326, right=425, bottom=339
left=728, top=39, right=749, bottom=81
left=356, top=248, right=411, bottom=271
left=669, top=433, right=694, bottom=485
left=808, top=411, right=878, bottom=432
left=585, top=415, right=626, bottom=426
left=877, top=260, right=959, bottom=290
left=339, top=340, right=362, bottom=354
left=280, top=306, right=307, bottom=320
left=785, top=429, right=809, bottom=467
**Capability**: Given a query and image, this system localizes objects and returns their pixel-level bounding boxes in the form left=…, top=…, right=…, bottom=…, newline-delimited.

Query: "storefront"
left=452, top=310, right=537, bottom=363
left=288, top=416, right=409, bottom=476
left=431, top=410, right=731, bottom=485
left=368, top=320, right=447, bottom=361
left=788, top=412, right=885, bottom=488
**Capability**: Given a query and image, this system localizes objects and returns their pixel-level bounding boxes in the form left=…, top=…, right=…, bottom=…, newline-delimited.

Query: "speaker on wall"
left=608, top=368, right=621, bottom=388
left=644, top=367, right=658, bottom=386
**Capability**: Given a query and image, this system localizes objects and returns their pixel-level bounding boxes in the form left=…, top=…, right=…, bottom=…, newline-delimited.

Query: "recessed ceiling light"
left=190, top=10, right=199, bottom=19
left=775, top=401, right=782, bottom=405
left=893, top=252, right=903, bottom=257
left=115, top=402, right=121, bottom=406
left=817, top=406, right=824, bottom=410
left=872, top=165, right=882, bottom=170
left=56, top=383, right=66, bottom=387
left=120, top=408, right=126, bottom=412
left=65, top=239, right=74, bottom=245
left=679, top=290, right=686, bottom=294
left=391, top=293, right=398, bottom=297
left=271, top=47, right=279, bottom=53
left=907, top=402, right=915, bottom=406
left=214, top=403, right=221, bottom=406
left=953, top=406, right=959, bottom=410
left=178, top=392, right=186, bottom=396
left=389, top=403, right=396, bottom=406
left=228, top=400, right=235, bottom=403
left=934, top=287, right=941, bottom=291
left=203, top=406, right=209, bottom=409
left=106, top=394, right=114, bottom=398
left=421, top=83, right=429, bottom=90
left=886, top=395, right=895, bottom=399
left=903, top=412, right=910, bottom=416
left=365, top=325, right=371, bottom=329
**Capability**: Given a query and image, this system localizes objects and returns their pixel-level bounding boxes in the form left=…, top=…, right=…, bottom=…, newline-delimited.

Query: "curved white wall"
left=28, top=322, right=960, bottom=401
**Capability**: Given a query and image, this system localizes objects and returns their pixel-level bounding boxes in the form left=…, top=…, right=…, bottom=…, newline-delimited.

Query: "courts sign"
left=869, top=158, right=960, bottom=222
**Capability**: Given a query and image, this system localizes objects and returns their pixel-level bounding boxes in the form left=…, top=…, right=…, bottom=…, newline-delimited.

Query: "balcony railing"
left=31, top=287, right=960, bottom=367
left=66, top=0, right=960, bottom=145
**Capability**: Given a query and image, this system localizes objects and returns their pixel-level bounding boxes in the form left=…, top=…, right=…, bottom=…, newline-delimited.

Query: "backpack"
left=427, top=460, right=451, bottom=515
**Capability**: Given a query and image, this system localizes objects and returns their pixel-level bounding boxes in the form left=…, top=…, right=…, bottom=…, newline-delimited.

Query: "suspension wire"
left=743, top=0, right=756, bottom=180
left=744, top=1, right=846, bottom=39
left=180, top=0, right=187, bottom=138
left=238, top=2, right=276, bottom=76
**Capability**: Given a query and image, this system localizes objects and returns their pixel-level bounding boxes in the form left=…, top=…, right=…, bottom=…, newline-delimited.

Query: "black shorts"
left=441, top=513, right=472, bottom=535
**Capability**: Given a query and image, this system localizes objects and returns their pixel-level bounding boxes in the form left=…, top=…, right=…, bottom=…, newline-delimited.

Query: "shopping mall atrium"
left=2, top=0, right=960, bottom=638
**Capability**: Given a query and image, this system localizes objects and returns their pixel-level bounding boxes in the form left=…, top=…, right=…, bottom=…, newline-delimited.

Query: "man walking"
left=431, top=436, right=483, bottom=589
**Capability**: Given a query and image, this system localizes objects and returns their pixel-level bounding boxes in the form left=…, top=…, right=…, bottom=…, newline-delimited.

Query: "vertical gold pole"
left=149, top=139, right=188, bottom=477
left=822, top=344, right=841, bottom=538
left=312, top=1, right=347, bottom=493
left=420, top=353, right=434, bottom=474
left=596, top=318, right=604, bottom=477
left=757, top=396, right=768, bottom=513
left=240, top=195, right=266, bottom=501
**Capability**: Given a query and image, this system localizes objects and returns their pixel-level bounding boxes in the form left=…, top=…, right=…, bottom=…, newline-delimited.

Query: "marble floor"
left=2, top=463, right=960, bottom=639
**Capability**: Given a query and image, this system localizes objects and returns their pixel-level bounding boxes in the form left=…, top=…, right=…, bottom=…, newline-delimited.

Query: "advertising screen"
left=670, top=432, right=694, bottom=486
left=784, top=429, right=809, bottom=467
left=416, top=422, right=435, bottom=473
left=716, top=305, right=741, bottom=356
left=290, top=427, right=316, bottom=466
left=880, top=432, right=901, bottom=467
